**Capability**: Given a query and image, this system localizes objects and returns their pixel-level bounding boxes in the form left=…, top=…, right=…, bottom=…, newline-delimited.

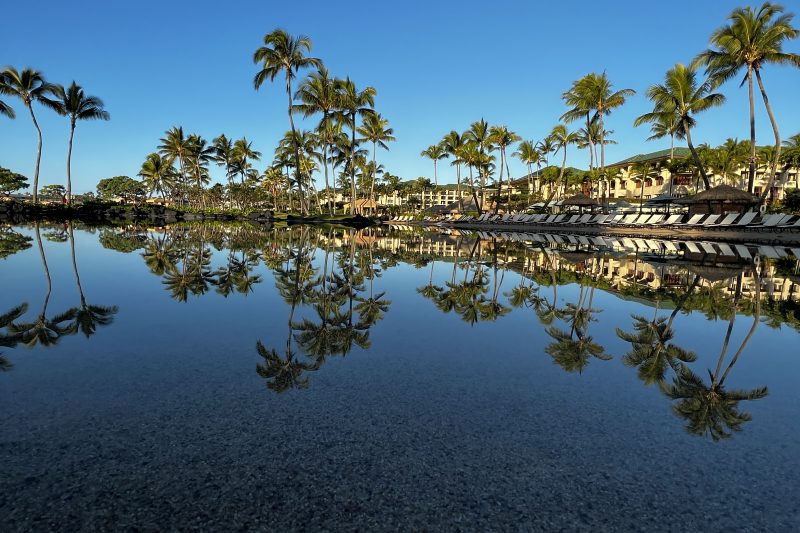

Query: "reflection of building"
left=334, top=229, right=800, bottom=305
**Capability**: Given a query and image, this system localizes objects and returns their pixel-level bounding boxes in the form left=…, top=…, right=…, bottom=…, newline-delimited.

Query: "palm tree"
left=780, top=133, right=800, bottom=188
left=583, top=72, right=635, bottom=174
left=294, top=67, right=341, bottom=214
left=159, top=126, right=190, bottom=199
left=636, top=63, right=725, bottom=190
left=513, top=140, right=539, bottom=198
left=420, top=143, right=447, bottom=188
left=232, top=137, right=262, bottom=184
left=634, top=109, right=683, bottom=160
left=547, top=124, right=579, bottom=204
left=0, top=67, right=59, bottom=202
left=253, top=29, right=321, bottom=215
left=358, top=112, right=395, bottom=208
left=695, top=2, right=800, bottom=196
left=0, top=72, right=14, bottom=119
left=138, top=152, right=176, bottom=200
left=488, top=125, right=521, bottom=212
left=631, top=160, right=655, bottom=213
left=441, top=131, right=466, bottom=208
left=467, top=119, right=492, bottom=204
left=336, top=78, right=376, bottom=215
left=52, top=82, right=110, bottom=205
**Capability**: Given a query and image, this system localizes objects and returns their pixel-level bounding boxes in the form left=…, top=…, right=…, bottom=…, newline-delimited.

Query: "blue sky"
left=2, top=0, right=799, bottom=193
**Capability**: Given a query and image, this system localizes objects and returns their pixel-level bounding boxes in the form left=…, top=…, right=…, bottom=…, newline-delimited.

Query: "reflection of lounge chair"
left=716, top=243, right=736, bottom=256
left=699, top=242, right=717, bottom=254
left=685, top=241, right=702, bottom=254
left=735, top=244, right=752, bottom=260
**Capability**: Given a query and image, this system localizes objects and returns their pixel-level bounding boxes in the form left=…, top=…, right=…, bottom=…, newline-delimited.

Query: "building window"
left=645, top=178, right=653, bottom=187
left=656, top=177, right=664, bottom=186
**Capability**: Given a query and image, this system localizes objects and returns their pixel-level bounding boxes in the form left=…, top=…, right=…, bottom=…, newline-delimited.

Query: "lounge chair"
left=601, top=214, right=624, bottom=224
left=647, top=214, right=666, bottom=225
left=717, top=213, right=739, bottom=227
left=748, top=213, right=786, bottom=228
left=701, top=214, right=721, bottom=226
left=674, top=214, right=705, bottom=226
left=552, top=214, right=567, bottom=224
left=572, top=214, right=593, bottom=224
left=661, top=214, right=683, bottom=225
left=564, top=215, right=580, bottom=224
left=735, top=211, right=758, bottom=226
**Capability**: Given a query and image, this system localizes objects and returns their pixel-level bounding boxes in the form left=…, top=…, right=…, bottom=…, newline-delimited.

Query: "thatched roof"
left=679, top=185, right=758, bottom=204
left=645, top=194, right=678, bottom=205
left=687, top=264, right=742, bottom=282
left=562, top=193, right=598, bottom=207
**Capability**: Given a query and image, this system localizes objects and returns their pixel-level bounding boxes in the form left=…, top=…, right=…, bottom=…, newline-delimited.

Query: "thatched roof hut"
left=562, top=193, right=599, bottom=212
left=678, top=185, right=759, bottom=215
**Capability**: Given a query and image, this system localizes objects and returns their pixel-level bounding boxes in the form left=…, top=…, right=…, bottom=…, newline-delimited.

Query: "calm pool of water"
left=1, top=222, right=799, bottom=530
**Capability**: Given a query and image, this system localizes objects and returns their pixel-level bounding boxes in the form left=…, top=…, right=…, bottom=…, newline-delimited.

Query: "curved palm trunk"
left=66, top=120, right=76, bottom=206
left=558, top=145, right=568, bottom=200
left=68, top=223, right=87, bottom=308
left=285, top=75, right=305, bottom=215
left=755, top=69, right=782, bottom=204
left=28, top=104, right=44, bottom=203
left=684, top=126, right=711, bottom=190
left=719, top=268, right=761, bottom=386
left=34, top=223, right=52, bottom=319
left=747, top=66, right=757, bottom=194
left=349, top=114, right=357, bottom=215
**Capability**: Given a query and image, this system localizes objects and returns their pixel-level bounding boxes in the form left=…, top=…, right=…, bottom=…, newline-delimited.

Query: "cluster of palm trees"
left=0, top=68, right=110, bottom=204
left=253, top=29, right=395, bottom=215
left=420, top=73, right=635, bottom=213
left=134, top=29, right=396, bottom=215
left=420, top=2, right=800, bottom=207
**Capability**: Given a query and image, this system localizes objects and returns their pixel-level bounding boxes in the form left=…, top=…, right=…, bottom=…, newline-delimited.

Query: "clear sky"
left=2, top=0, right=799, bottom=194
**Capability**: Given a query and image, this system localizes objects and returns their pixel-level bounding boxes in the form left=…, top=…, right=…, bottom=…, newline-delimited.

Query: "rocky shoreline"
left=0, top=200, right=377, bottom=227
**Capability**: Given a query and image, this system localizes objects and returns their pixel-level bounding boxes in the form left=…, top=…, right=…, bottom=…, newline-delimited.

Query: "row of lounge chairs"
left=432, top=227, right=800, bottom=261
left=432, top=211, right=800, bottom=231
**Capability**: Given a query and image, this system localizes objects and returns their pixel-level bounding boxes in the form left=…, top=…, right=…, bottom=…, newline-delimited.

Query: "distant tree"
left=39, top=184, right=66, bottom=199
left=0, top=167, right=28, bottom=195
left=96, top=176, right=144, bottom=202
left=783, top=188, right=800, bottom=211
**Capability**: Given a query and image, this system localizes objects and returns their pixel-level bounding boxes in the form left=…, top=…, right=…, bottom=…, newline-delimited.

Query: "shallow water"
left=1, top=222, right=799, bottom=530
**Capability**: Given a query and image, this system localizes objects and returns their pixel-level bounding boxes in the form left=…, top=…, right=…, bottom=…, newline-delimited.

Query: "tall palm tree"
left=780, top=133, right=800, bottom=188
left=634, top=109, right=683, bottom=160
left=513, top=140, right=540, bottom=197
left=488, top=125, right=521, bottom=212
left=336, top=78, right=376, bottom=215
left=138, top=152, right=176, bottom=200
left=441, top=130, right=466, bottom=208
left=547, top=124, right=579, bottom=204
left=52, top=82, right=110, bottom=205
left=294, top=67, right=341, bottom=214
left=420, top=143, right=447, bottom=187
left=584, top=72, right=635, bottom=174
left=358, top=112, right=395, bottom=208
left=636, top=63, right=725, bottom=190
left=232, top=137, right=262, bottom=184
left=253, top=29, right=321, bottom=215
left=0, top=67, right=59, bottom=202
left=695, top=2, right=800, bottom=196
left=159, top=126, right=190, bottom=198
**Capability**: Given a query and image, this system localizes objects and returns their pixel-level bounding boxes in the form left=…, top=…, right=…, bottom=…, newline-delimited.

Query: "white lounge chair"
left=717, top=213, right=739, bottom=227
left=735, top=211, right=758, bottom=226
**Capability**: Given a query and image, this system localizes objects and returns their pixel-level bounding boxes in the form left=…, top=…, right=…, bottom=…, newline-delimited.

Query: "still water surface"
left=1, top=222, right=799, bottom=530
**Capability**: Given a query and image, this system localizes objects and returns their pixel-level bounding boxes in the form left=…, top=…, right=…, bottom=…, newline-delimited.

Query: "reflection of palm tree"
left=0, top=303, right=28, bottom=371
left=8, top=223, right=72, bottom=347
left=661, top=271, right=767, bottom=441
left=617, top=305, right=697, bottom=385
left=616, top=275, right=702, bottom=384
left=62, top=222, right=118, bottom=338
left=255, top=340, right=311, bottom=393
left=544, top=326, right=610, bottom=373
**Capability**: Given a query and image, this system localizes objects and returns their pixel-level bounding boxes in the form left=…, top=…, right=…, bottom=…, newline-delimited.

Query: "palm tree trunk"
left=755, top=69, right=782, bottom=204
left=719, top=268, right=761, bottom=387
left=599, top=113, right=605, bottom=175
left=494, top=149, right=504, bottom=215
left=559, top=146, right=567, bottom=200
left=66, top=120, right=76, bottom=206
left=684, top=126, right=711, bottom=190
left=68, top=222, right=86, bottom=307
left=323, top=139, right=332, bottom=215
left=371, top=141, right=377, bottom=215
left=28, top=104, right=43, bottom=203
left=350, top=114, right=357, bottom=215
left=433, top=159, right=438, bottom=187
left=286, top=75, right=305, bottom=215
left=747, top=65, right=757, bottom=194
